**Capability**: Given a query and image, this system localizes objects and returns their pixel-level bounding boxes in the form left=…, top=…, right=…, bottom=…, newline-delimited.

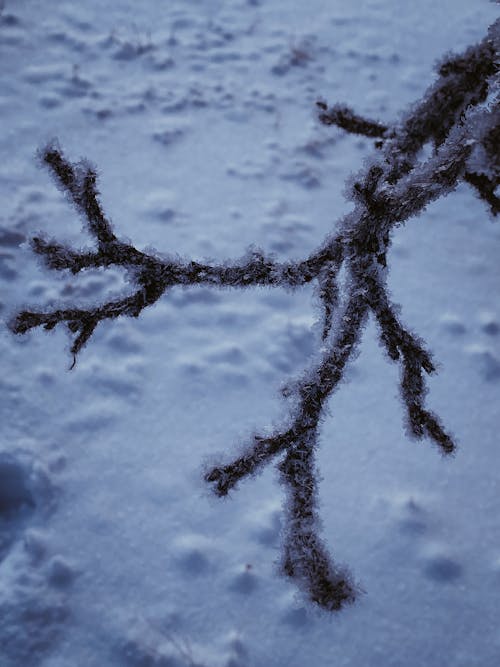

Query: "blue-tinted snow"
left=0, top=0, right=499, bottom=666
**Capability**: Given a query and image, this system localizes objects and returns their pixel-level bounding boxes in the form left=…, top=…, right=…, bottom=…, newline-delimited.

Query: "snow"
left=1, top=0, right=499, bottom=665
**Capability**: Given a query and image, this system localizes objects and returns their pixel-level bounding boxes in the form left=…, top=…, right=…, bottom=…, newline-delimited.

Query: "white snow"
left=1, top=0, right=499, bottom=665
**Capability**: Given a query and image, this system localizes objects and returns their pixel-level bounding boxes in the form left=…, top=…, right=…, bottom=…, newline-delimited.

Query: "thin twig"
left=10, top=19, right=499, bottom=610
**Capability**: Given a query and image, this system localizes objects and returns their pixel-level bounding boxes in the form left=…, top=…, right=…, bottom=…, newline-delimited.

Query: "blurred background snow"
left=0, top=1, right=499, bottom=666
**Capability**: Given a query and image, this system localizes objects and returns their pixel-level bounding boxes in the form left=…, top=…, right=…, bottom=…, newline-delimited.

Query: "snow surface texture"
left=1, top=0, right=500, bottom=666
left=9, top=22, right=499, bottom=614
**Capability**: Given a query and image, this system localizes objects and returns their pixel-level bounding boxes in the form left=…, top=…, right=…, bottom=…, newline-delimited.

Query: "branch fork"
left=11, top=20, right=499, bottom=610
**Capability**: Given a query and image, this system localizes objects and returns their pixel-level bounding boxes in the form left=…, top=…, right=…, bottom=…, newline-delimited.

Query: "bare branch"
left=316, top=102, right=388, bottom=138
left=11, top=19, right=499, bottom=610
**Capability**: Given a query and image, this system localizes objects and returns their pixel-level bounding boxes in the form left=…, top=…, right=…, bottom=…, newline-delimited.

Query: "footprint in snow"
left=0, top=450, right=76, bottom=666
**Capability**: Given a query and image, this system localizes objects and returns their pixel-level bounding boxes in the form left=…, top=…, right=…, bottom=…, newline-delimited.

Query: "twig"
left=10, top=19, right=499, bottom=610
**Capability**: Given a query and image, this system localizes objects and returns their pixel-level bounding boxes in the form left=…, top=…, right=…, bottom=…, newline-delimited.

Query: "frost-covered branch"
left=10, top=19, right=499, bottom=611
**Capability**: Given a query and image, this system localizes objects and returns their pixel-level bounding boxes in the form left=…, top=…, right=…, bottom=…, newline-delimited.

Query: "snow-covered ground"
left=1, top=1, right=499, bottom=665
